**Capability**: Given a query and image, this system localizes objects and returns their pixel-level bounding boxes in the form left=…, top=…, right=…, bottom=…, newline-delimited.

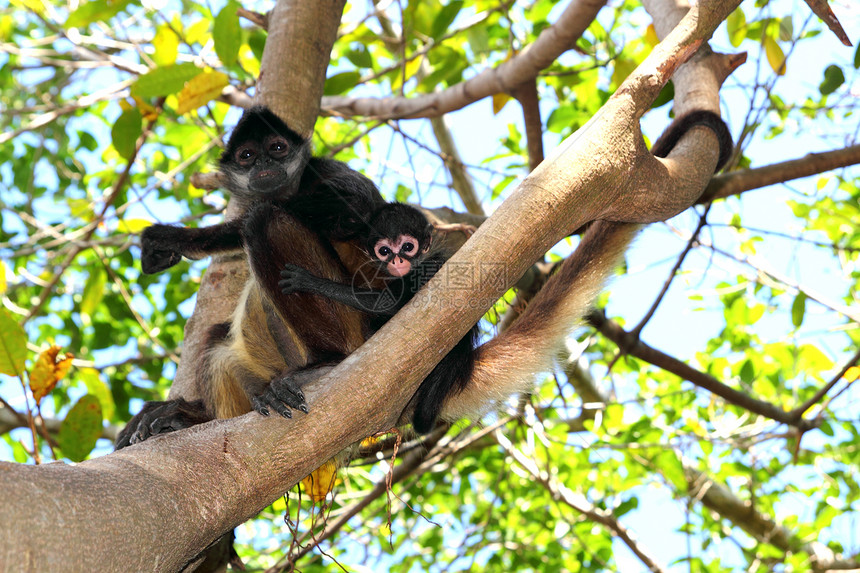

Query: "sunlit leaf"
left=324, top=71, right=361, bottom=96
left=80, top=267, right=107, bottom=323
left=152, top=25, right=180, bottom=67
left=644, top=23, right=659, bottom=47
left=763, top=36, right=786, bottom=76
left=0, top=260, right=6, bottom=294
left=58, top=395, right=103, bottom=462
left=844, top=366, right=860, bottom=382
left=213, top=1, right=241, bottom=68
left=131, top=63, right=202, bottom=99
left=111, top=108, right=143, bottom=160
left=80, top=367, right=115, bottom=421
left=301, top=459, right=338, bottom=502
left=431, top=1, right=463, bottom=40
left=0, top=308, right=27, bottom=377
left=791, top=292, right=807, bottom=328
left=492, top=93, right=511, bottom=115
left=66, top=0, right=132, bottom=28
left=29, top=345, right=74, bottom=405
left=117, top=218, right=153, bottom=234
left=176, top=70, right=230, bottom=115
left=726, top=8, right=746, bottom=47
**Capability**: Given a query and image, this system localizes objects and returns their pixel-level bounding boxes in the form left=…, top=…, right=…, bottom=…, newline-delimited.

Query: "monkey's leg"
left=115, top=398, right=212, bottom=449
left=140, top=220, right=244, bottom=274
left=243, top=203, right=367, bottom=359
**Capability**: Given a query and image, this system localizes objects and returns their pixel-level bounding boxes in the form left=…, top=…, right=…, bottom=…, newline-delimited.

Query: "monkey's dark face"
left=220, top=107, right=310, bottom=200
left=372, top=233, right=427, bottom=277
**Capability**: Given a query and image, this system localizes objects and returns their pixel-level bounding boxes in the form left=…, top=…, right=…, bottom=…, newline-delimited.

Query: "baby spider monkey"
left=278, top=202, right=479, bottom=433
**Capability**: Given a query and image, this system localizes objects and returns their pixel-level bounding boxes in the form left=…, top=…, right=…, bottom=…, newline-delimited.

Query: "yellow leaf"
left=301, top=459, right=338, bottom=502
left=30, top=345, right=74, bottom=405
left=176, top=70, right=230, bottom=115
left=763, top=36, right=786, bottom=76
left=152, top=25, right=180, bottom=67
left=492, top=93, right=511, bottom=115
left=0, top=260, right=7, bottom=294
left=117, top=218, right=153, bottom=234
left=644, top=24, right=659, bottom=47
left=131, top=96, right=159, bottom=122
left=844, top=366, right=860, bottom=383
left=360, top=435, right=379, bottom=448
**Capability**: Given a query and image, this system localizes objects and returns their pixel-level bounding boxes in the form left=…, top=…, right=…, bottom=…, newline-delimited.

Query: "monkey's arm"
left=141, top=220, right=244, bottom=274
left=278, top=264, right=403, bottom=316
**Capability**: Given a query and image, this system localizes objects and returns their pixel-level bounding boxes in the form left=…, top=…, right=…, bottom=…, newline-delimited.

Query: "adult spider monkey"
left=278, top=202, right=481, bottom=433
left=117, top=106, right=387, bottom=446
left=117, top=106, right=732, bottom=447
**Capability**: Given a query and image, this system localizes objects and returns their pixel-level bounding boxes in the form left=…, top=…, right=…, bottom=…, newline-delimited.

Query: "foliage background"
left=0, top=0, right=858, bottom=570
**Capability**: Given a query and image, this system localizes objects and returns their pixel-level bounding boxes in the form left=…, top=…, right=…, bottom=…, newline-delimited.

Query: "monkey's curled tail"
left=440, top=220, right=639, bottom=422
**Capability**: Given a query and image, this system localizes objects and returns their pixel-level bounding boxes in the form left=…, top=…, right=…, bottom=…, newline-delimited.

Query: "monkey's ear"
left=422, top=235, right=432, bottom=253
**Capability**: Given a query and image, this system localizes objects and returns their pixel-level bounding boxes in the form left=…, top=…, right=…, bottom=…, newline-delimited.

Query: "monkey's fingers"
left=270, top=376, right=309, bottom=413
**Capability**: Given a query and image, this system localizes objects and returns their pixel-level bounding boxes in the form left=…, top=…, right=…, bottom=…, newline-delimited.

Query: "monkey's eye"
left=377, top=246, right=392, bottom=259
left=268, top=137, right=290, bottom=158
left=401, top=241, right=415, bottom=253
left=236, top=147, right=256, bottom=166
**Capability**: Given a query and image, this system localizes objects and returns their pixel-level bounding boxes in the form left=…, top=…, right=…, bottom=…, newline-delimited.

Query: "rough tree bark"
left=1, top=0, right=760, bottom=571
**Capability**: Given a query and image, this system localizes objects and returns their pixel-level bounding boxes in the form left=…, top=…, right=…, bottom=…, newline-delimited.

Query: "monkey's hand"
left=279, top=264, right=322, bottom=295
left=141, top=224, right=186, bottom=274
left=115, top=398, right=211, bottom=449
left=252, top=374, right=309, bottom=419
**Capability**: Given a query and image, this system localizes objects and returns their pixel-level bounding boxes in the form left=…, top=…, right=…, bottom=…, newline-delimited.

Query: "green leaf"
left=131, top=63, right=202, bottom=99
left=65, top=0, right=132, bottom=29
left=80, top=367, right=115, bottom=421
left=324, top=71, right=361, bottom=96
left=778, top=16, right=793, bottom=42
left=431, top=1, right=463, bottom=40
left=854, top=43, right=860, bottom=69
left=726, top=8, right=746, bottom=47
left=819, top=65, right=845, bottom=96
left=791, top=292, right=807, bottom=328
left=213, top=1, right=241, bottom=68
left=58, top=394, right=103, bottom=462
left=111, top=108, right=143, bottom=160
left=739, top=359, right=755, bottom=384
left=0, top=308, right=27, bottom=376
left=346, top=44, right=373, bottom=69
left=80, top=267, right=107, bottom=322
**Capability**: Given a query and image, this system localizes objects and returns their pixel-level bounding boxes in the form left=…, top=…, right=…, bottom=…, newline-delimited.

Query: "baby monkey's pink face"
left=373, top=234, right=422, bottom=277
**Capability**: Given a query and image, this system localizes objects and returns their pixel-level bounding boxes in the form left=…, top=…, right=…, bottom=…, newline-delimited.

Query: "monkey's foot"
left=115, top=398, right=211, bottom=449
left=252, top=375, right=309, bottom=418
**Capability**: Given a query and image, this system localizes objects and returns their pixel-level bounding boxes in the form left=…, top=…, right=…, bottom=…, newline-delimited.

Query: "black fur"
left=651, top=110, right=733, bottom=172
left=279, top=202, right=478, bottom=434
left=123, top=107, right=385, bottom=441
